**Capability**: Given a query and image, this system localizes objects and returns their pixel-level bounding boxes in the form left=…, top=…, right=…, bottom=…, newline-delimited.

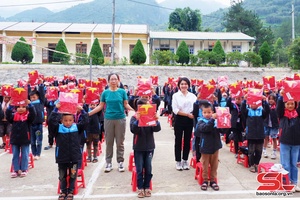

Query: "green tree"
left=197, top=50, right=210, bottom=65
left=169, top=7, right=201, bottom=31
left=243, top=51, right=262, bottom=67
left=11, top=37, right=33, bottom=64
left=288, top=37, right=300, bottom=70
left=53, top=39, right=70, bottom=64
left=151, top=50, right=178, bottom=65
left=189, top=54, right=198, bottom=66
left=272, top=37, right=288, bottom=66
left=259, top=41, right=271, bottom=66
left=89, top=38, right=104, bottom=65
left=223, top=2, right=274, bottom=52
left=130, top=39, right=147, bottom=65
left=211, top=40, right=225, bottom=66
left=176, top=41, right=190, bottom=65
left=226, top=51, right=244, bottom=65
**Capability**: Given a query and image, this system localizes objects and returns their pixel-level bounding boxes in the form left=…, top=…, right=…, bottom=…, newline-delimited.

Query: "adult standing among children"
left=172, top=77, right=196, bottom=170
left=88, top=73, right=133, bottom=173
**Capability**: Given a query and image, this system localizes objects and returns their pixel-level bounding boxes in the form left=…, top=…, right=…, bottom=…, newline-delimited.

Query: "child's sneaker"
left=11, top=171, right=18, bottom=178
left=104, top=163, right=112, bottom=173
left=144, top=189, right=152, bottom=197
left=263, top=151, right=268, bottom=158
left=20, top=171, right=27, bottom=177
left=182, top=160, right=190, bottom=170
left=92, top=158, right=98, bottom=163
left=270, top=151, right=276, bottom=159
left=118, top=162, right=125, bottom=172
left=137, top=189, right=145, bottom=198
left=176, top=162, right=183, bottom=171
left=87, top=157, right=92, bottom=162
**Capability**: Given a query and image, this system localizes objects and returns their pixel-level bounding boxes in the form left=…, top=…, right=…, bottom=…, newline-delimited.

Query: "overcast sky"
left=0, top=0, right=231, bottom=18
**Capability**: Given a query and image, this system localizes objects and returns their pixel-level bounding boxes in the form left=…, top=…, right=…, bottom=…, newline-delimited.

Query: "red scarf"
left=270, top=104, right=276, bottom=110
left=284, top=109, right=298, bottom=119
left=13, top=112, right=29, bottom=121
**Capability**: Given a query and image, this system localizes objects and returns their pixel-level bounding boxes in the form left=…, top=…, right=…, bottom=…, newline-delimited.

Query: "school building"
left=0, top=22, right=255, bottom=64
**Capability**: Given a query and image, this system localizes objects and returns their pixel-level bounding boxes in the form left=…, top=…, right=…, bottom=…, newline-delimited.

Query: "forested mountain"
left=7, top=7, right=54, bottom=22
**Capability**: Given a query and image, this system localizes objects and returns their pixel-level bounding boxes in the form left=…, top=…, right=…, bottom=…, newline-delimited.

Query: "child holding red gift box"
left=49, top=102, right=88, bottom=200
left=195, top=103, right=222, bottom=191
left=5, top=99, right=36, bottom=178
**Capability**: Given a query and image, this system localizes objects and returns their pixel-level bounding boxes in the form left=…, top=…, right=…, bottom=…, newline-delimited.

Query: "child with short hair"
left=276, top=91, right=300, bottom=192
left=195, top=103, right=222, bottom=191
left=130, top=98, right=161, bottom=198
left=49, top=103, right=88, bottom=200
left=263, top=93, right=279, bottom=159
left=86, top=102, right=101, bottom=163
left=5, top=100, right=36, bottom=178
left=241, top=95, right=270, bottom=173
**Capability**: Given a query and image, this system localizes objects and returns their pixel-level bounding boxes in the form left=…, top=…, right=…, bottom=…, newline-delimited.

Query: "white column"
left=119, top=33, right=122, bottom=61
left=2, top=31, right=6, bottom=62
left=32, top=32, right=36, bottom=63
left=62, top=32, right=65, bottom=42
left=91, top=32, right=94, bottom=49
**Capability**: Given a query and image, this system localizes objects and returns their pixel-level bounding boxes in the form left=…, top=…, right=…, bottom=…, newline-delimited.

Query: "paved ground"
left=0, top=109, right=299, bottom=200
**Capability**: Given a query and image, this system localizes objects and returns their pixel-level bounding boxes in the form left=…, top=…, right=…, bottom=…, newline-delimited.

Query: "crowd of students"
left=1, top=73, right=300, bottom=199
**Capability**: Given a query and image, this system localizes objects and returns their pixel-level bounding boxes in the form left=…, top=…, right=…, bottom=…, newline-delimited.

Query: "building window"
left=232, top=45, right=241, bottom=52
left=208, top=45, right=214, bottom=52
left=160, top=44, right=169, bottom=51
left=154, top=48, right=160, bottom=51
left=129, top=45, right=135, bottom=56
left=170, top=48, right=175, bottom=53
left=76, top=43, right=87, bottom=54
left=188, top=45, right=194, bottom=54
left=103, top=44, right=111, bottom=57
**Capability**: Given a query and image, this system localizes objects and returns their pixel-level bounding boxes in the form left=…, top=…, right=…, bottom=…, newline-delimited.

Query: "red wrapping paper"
left=254, top=81, right=263, bottom=89
left=17, top=79, right=27, bottom=88
left=247, top=88, right=263, bottom=106
left=45, top=76, right=55, bottom=83
left=93, top=80, right=104, bottom=93
left=199, top=84, right=216, bottom=100
left=218, top=76, right=228, bottom=87
left=1, top=84, right=13, bottom=97
left=28, top=70, right=39, bottom=86
left=216, top=107, right=231, bottom=128
left=58, top=92, right=78, bottom=114
left=97, top=77, right=107, bottom=86
left=85, top=80, right=92, bottom=87
left=45, top=86, right=58, bottom=101
left=282, top=80, right=300, bottom=101
left=150, top=76, right=158, bottom=85
left=229, top=82, right=243, bottom=98
left=294, top=73, right=300, bottom=80
left=85, top=87, right=100, bottom=104
left=191, top=78, right=197, bottom=86
left=197, top=79, right=204, bottom=87
left=67, top=82, right=76, bottom=90
left=69, top=89, right=83, bottom=103
left=209, top=79, right=216, bottom=86
left=59, top=85, right=68, bottom=93
left=263, top=76, right=276, bottom=90
left=167, top=77, right=174, bottom=85
left=10, top=87, right=28, bottom=106
left=138, top=104, right=157, bottom=127
left=137, top=78, right=152, bottom=96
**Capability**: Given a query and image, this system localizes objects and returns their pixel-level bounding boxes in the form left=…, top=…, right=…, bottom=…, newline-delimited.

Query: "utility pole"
left=111, top=0, right=115, bottom=65
left=292, top=2, right=295, bottom=41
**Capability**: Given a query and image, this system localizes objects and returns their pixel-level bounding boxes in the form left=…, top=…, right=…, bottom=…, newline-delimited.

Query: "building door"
left=48, top=43, right=57, bottom=63
left=42, top=48, right=48, bottom=63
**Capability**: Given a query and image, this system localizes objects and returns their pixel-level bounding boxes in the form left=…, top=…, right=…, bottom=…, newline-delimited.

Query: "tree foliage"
left=197, top=50, right=210, bottom=65
left=259, top=41, right=271, bottom=66
left=176, top=41, right=190, bottom=65
left=89, top=38, right=104, bottom=65
left=211, top=40, right=225, bottom=66
left=169, top=7, right=201, bottom=31
left=53, top=39, right=70, bottom=64
left=11, top=37, right=33, bottom=64
left=272, top=37, right=288, bottom=66
left=130, top=39, right=147, bottom=65
left=226, top=51, right=244, bottom=65
left=151, top=50, right=178, bottom=65
left=223, top=2, right=274, bottom=52
left=288, top=38, right=300, bottom=70
left=243, top=51, right=262, bottom=67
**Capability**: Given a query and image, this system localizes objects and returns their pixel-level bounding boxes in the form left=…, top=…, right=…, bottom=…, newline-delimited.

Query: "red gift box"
left=276, top=79, right=283, bottom=89
left=85, top=87, right=100, bottom=104
left=69, top=89, right=83, bottom=103
left=247, top=88, right=263, bottom=106
left=78, top=83, right=85, bottom=89
left=216, top=107, right=231, bottom=128
left=78, top=79, right=86, bottom=85
left=67, top=82, right=76, bottom=90
left=137, top=78, right=152, bottom=96
left=59, top=85, right=68, bottom=93
left=1, top=84, right=13, bottom=97
left=58, top=92, right=78, bottom=114
left=199, top=84, right=216, bottom=100
left=17, top=79, right=27, bottom=88
left=150, top=75, right=158, bottom=86
left=254, top=81, right=263, bottom=89
left=167, top=77, right=174, bottom=85
left=282, top=80, right=300, bottom=101
left=208, top=79, right=216, bottom=86
left=138, top=104, right=157, bottom=127
left=263, top=76, right=276, bottom=90
left=45, top=76, right=55, bottom=83
left=85, top=80, right=92, bottom=87
left=197, top=79, right=204, bottom=87
left=98, top=77, right=107, bottom=86
left=229, top=82, right=243, bottom=98
left=10, top=87, right=28, bottom=106
left=93, top=80, right=104, bottom=93
left=294, top=73, right=300, bottom=80
left=28, top=70, right=39, bottom=86
left=191, top=78, right=197, bottom=86
left=45, top=86, right=58, bottom=101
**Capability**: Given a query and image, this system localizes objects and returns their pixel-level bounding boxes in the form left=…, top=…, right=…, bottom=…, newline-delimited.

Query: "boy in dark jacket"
left=241, top=96, right=270, bottom=173
left=28, top=83, right=45, bottom=160
left=195, top=103, right=222, bottom=191
left=49, top=103, right=88, bottom=200
left=130, top=98, right=161, bottom=198
left=6, top=100, right=36, bottom=178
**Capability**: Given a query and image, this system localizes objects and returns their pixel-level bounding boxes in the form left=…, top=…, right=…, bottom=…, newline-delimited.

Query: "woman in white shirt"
left=172, top=77, right=197, bottom=171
